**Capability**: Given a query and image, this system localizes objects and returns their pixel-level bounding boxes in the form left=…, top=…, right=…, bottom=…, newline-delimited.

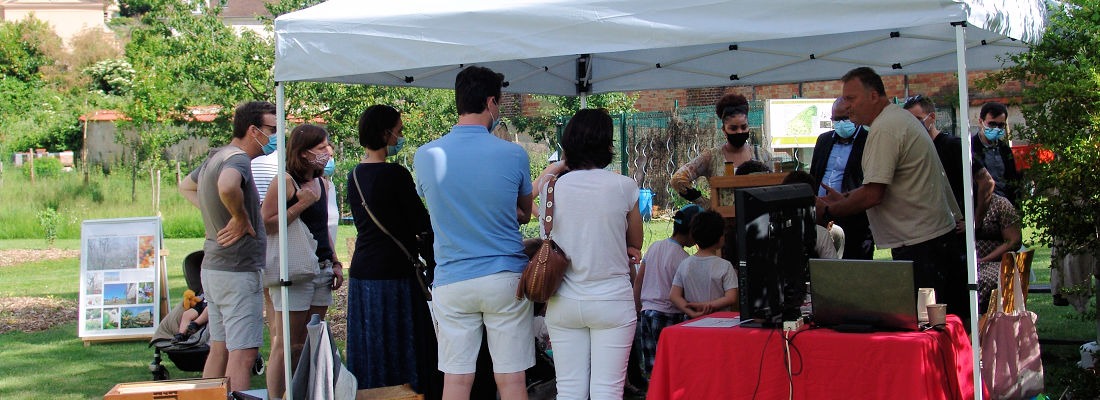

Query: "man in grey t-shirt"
left=179, top=101, right=275, bottom=391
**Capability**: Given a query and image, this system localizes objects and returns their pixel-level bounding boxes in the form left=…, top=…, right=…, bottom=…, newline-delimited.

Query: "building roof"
left=217, top=0, right=274, bottom=19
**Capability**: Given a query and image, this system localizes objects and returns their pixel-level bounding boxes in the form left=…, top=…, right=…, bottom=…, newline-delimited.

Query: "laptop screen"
left=809, top=259, right=918, bottom=332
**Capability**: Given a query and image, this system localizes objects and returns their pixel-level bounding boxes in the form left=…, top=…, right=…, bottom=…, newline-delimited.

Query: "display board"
left=765, top=98, right=837, bottom=149
left=78, top=217, right=162, bottom=341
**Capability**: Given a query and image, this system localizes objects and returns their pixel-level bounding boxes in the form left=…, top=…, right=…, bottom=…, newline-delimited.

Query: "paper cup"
left=917, top=288, right=937, bottom=322
left=927, top=303, right=948, bottom=326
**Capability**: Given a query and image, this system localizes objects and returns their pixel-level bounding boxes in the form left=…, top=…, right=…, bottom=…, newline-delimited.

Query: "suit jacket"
left=809, top=128, right=874, bottom=259
left=809, top=128, right=867, bottom=193
left=970, top=133, right=1021, bottom=206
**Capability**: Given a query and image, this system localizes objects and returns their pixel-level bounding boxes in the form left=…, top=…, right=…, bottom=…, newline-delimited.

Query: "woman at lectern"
left=541, top=108, right=644, bottom=400
left=670, top=93, right=773, bottom=207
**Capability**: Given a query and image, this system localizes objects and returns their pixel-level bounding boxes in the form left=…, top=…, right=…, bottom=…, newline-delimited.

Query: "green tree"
left=0, top=17, right=61, bottom=83
left=512, top=93, right=639, bottom=150
left=982, top=0, right=1100, bottom=255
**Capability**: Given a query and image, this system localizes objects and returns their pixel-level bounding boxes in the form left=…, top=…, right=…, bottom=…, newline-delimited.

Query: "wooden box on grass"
left=104, top=377, right=228, bottom=400
left=356, top=383, right=424, bottom=400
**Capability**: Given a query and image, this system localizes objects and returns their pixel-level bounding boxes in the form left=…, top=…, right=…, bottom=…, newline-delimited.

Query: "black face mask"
left=726, top=133, right=749, bottom=147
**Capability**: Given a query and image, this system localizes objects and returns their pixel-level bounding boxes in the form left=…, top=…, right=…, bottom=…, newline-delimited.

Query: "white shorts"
left=432, top=272, right=534, bottom=374
left=201, top=269, right=264, bottom=351
left=270, top=267, right=334, bottom=311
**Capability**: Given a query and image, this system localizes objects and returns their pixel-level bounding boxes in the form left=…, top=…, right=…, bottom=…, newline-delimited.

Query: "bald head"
left=831, top=98, right=845, bottom=117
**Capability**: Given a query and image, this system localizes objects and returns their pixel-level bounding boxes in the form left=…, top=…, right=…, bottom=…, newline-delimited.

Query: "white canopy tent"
left=271, top=0, right=1048, bottom=397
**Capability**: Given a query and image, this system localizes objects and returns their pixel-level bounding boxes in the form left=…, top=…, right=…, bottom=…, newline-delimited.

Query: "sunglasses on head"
left=902, top=94, right=924, bottom=108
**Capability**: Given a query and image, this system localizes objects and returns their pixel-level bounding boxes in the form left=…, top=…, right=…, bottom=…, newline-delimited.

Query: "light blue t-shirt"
left=414, top=124, right=533, bottom=287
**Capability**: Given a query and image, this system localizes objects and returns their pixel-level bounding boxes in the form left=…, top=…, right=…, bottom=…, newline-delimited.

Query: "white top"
left=815, top=225, right=837, bottom=259
left=251, top=153, right=280, bottom=203
left=672, top=255, right=739, bottom=310
left=325, top=178, right=338, bottom=245
left=542, top=169, right=638, bottom=301
left=639, top=238, right=690, bottom=314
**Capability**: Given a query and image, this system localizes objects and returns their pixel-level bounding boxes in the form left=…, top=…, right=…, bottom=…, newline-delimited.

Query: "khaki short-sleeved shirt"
left=861, top=104, right=958, bottom=248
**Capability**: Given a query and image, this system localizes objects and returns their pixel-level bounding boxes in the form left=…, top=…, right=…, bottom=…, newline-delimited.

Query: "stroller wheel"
left=151, top=364, right=169, bottom=381
left=251, top=353, right=265, bottom=376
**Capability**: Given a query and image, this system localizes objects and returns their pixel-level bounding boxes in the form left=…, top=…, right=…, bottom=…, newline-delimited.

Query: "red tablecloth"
left=648, top=312, right=978, bottom=400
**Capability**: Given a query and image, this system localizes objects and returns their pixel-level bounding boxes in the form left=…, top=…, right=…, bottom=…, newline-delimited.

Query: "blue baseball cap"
left=674, top=204, right=704, bottom=227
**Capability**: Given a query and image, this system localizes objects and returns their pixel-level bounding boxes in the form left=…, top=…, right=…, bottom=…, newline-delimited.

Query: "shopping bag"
left=979, top=267, right=1044, bottom=399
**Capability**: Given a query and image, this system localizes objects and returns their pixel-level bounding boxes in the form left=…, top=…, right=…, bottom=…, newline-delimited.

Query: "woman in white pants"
left=540, top=108, right=644, bottom=399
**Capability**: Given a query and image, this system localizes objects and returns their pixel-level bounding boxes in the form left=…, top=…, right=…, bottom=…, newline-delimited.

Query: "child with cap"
left=632, top=204, right=703, bottom=378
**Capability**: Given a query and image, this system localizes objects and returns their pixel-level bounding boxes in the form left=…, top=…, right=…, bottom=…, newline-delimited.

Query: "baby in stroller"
left=149, top=251, right=263, bottom=380
left=174, top=289, right=208, bottom=343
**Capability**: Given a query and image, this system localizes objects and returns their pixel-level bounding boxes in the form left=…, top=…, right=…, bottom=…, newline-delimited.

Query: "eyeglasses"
left=255, top=124, right=277, bottom=135
left=902, top=94, right=924, bottom=108
left=984, top=121, right=1007, bottom=129
left=831, top=116, right=850, bottom=122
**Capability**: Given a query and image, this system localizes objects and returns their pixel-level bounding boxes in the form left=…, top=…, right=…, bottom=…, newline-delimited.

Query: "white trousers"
left=545, top=296, right=636, bottom=400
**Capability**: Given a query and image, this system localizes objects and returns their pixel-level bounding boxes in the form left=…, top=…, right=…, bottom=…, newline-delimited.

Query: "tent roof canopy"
left=274, top=0, right=1047, bottom=95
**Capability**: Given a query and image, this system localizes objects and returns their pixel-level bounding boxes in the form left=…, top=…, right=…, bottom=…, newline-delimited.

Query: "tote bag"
left=264, top=180, right=320, bottom=287
left=979, top=266, right=1044, bottom=399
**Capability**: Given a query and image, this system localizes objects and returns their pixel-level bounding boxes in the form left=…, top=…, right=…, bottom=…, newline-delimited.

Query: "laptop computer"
left=809, top=259, right=919, bottom=332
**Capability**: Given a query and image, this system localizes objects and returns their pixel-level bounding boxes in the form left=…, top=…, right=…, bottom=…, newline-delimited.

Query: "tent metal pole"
left=276, top=82, right=294, bottom=399
left=580, top=94, right=588, bottom=109
left=954, top=22, right=982, bottom=400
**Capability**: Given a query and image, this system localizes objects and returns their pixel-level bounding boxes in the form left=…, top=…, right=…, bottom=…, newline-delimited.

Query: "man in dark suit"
left=809, top=98, right=874, bottom=259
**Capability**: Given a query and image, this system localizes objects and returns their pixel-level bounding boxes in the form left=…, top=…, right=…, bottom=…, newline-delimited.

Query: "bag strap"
left=542, top=175, right=558, bottom=239
left=351, top=165, right=418, bottom=264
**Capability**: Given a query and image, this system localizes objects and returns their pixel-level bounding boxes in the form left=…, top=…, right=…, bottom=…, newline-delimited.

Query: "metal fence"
left=611, top=102, right=766, bottom=217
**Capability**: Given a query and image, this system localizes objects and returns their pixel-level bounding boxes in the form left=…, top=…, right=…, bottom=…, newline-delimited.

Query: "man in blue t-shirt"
left=414, top=66, right=534, bottom=400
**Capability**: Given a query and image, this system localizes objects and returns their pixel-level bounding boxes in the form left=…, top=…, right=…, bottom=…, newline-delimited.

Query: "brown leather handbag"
left=517, top=175, right=570, bottom=303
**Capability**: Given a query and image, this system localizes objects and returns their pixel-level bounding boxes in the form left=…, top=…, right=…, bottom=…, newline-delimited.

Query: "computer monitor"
left=809, top=259, right=919, bottom=332
left=734, top=183, right=816, bottom=326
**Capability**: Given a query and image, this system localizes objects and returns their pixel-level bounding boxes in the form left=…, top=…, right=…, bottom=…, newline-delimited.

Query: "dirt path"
left=0, top=249, right=81, bottom=333
left=0, top=249, right=80, bottom=268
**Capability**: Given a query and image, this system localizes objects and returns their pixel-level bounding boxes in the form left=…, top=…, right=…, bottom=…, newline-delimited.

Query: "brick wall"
left=513, top=70, right=1025, bottom=115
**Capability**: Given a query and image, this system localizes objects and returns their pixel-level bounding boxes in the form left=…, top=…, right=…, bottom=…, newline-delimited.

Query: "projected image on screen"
left=734, top=184, right=816, bottom=326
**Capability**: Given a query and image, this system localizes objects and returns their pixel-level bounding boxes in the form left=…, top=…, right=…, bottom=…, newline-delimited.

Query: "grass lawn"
left=1, top=224, right=1097, bottom=398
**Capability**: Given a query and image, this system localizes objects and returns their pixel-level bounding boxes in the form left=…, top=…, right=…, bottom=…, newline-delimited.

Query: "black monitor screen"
left=734, top=183, right=816, bottom=325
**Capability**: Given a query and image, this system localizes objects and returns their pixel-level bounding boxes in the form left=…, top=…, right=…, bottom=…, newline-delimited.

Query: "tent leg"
left=275, top=83, right=295, bottom=399
left=954, top=22, right=982, bottom=400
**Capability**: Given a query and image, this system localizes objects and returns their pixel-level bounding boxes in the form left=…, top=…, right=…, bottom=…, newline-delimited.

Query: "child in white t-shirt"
left=671, top=210, right=739, bottom=318
left=633, top=204, right=703, bottom=378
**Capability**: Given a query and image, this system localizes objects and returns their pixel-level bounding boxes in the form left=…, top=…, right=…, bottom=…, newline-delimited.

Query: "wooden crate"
left=356, top=383, right=423, bottom=400
left=104, top=377, right=228, bottom=400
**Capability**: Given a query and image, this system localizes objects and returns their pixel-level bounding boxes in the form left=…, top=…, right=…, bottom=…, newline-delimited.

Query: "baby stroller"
left=148, top=251, right=264, bottom=380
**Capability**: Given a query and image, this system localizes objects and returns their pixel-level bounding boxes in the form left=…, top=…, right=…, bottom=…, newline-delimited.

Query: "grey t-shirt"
left=189, top=146, right=266, bottom=272
left=672, top=255, right=739, bottom=311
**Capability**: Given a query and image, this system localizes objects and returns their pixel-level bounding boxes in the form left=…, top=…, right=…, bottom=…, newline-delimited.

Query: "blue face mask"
left=833, top=120, right=856, bottom=139
left=386, top=136, right=406, bottom=156
left=261, top=131, right=278, bottom=156
left=322, top=158, right=335, bottom=177
left=983, top=127, right=1005, bottom=142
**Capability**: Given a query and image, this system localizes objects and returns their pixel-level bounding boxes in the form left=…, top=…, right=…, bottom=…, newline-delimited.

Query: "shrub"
left=22, top=156, right=63, bottom=178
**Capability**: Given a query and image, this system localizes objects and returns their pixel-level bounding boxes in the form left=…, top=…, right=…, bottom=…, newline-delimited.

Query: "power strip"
left=782, top=319, right=804, bottom=332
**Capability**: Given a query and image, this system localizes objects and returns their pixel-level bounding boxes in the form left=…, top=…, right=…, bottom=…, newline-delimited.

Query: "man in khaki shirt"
left=817, top=67, right=969, bottom=327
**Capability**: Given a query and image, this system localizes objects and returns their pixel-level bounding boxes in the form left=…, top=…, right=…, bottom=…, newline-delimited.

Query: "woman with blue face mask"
left=344, top=104, right=440, bottom=398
